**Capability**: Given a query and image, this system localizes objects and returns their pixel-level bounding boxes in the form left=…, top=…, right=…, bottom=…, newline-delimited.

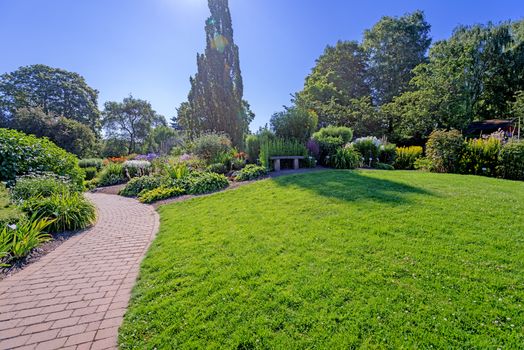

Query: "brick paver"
left=0, top=193, right=159, bottom=350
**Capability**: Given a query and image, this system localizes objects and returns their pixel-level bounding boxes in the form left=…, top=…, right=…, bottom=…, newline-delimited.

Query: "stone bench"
left=270, top=156, right=305, bottom=171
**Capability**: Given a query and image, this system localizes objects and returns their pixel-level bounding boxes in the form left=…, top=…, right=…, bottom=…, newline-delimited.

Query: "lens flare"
left=211, top=34, right=228, bottom=53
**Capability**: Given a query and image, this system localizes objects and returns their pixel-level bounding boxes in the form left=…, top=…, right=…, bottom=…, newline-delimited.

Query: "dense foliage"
left=174, top=0, right=253, bottom=146
left=0, top=64, right=100, bottom=132
left=498, top=140, right=524, bottom=180
left=270, top=106, right=318, bottom=143
left=119, top=176, right=166, bottom=197
left=95, top=162, right=125, bottom=187
left=138, top=186, right=185, bottom=204
left=0, top=128, right=84, bottom=188
left=11, top=174, right=72, bottom=201
left=21, top=192, right=96, bottom=233
left=1, top=216, right=53, bottom=261
left=460, top=137, right=502, bottom=176
left=426, top=130, right=464, bottom=173
left=234, top=164, right=268, bottom=181
left=191, top=133, right=233, bottom=163
left=259, top=139, right=307, bottom=169
left=328, top=146, right=362, bottom=169
left=395, top=146, right=424, bottom=170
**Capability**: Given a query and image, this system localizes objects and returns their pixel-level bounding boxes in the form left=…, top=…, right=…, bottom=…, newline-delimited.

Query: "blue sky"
left=1, top=0, right=523, bottom=131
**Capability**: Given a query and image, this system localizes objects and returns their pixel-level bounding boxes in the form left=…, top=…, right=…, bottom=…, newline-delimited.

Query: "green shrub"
left=498, top=140, right=524, bottom=180
left=426, top=130, right=464, bottom=173
left=138, top=186, right=185, bottom=204
left=119, top=176, right=166, bottom=197
left=163, top=162, right=191, bottom=180
left=378, top=144, right=397, bottom=165
left=192, top=133, right=233, bottom=163
left=312, top=126, right=353, bottom=164
left=234, top=165, right=268, bottom=181
left=374, top=163, right=395, bottom=170
left=207, top=163, right=228, bottom=174
left=460, top=137, right=501, bottom=176
left=0, top=128, right=84, bottom=188
left=329, top=146, right=362, bottom=169
left=312, top=126, right=353, bottom=143
left=0, top=215, right=54, bottom=261
left=260, top=139, right=307, bottom=169
left=175, top=172, right=229, bottom=195
left=395, top=146, right=424, bottom=170
left=414, top=157, right=433, bottom=172
left=352, top=137, right=381, bottom=166
left=11, top=173, right=72, bottom=201
left=245, top=134, right=261, bottom=162
left=78, top=158, right=103, bottom=170
left=84, top=167, right=98, bottom=181
left=96, top=163, right=125, bottom=187
left=21, top=192, right=96, bottom=233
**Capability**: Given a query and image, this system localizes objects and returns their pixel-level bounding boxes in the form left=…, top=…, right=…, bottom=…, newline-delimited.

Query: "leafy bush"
left=207, top=163, right=228, bottom=174
left=460, top=137, right=501, bottom=176
left=395, top=146, right=424, bottom=170
left=329, top=146, right=362, bottom=169
left=260, top=139, right=307, bottom=169
left=426, top=130, right=464, bottom=173
left=84, top=167, right=98, bottom=181
left=245, top=134, right=261, bottom=162
left=163, top=162, right=191, bottom=180
left=11, top=173, right=72, bottom=201
left=414, top=157, right=433, bottom=171
left=374, top=163, right=395, bottom=170
left=78, top=158, right=103, bottom=170
left=119, top=175, right=166, bottom=197
left=378, top=144, right=397, bottom=165
left=0, top=128, right=84, bottom=188
left=312, top=126, right=353, bottom=163
left=0, top=215, right=53, bottom=261
left=270, top=106, right=318, bottom=143
left=96, top=163, right=125, bottom=187
left=303, top=156, right=317, bottom=168
left=123, top=160, right=152, bottom=178
left=352, top=137, right=381, bottom=166
left=174, top=172, right=229, bottom=195
left=192, top=133, right=233, bottom=163
left=498, top=140, right=524, bottom=180
left=234, top=165, right=268, bottom=181
left=312, top=126, right=353, bottom=143
left=138, top=186, right=185, bottom=204
left=20, top=192, right=96, bottom=233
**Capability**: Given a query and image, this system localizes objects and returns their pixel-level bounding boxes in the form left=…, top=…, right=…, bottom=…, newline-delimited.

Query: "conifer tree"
left=176, top=0, right=253, bottom=146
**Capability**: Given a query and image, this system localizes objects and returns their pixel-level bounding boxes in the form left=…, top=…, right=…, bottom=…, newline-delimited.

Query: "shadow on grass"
left=271, top=170, right=433, bottom=205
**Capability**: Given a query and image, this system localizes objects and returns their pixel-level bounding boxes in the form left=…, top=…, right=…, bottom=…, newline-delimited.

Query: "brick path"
left=0, top=193, right=159, bottom=350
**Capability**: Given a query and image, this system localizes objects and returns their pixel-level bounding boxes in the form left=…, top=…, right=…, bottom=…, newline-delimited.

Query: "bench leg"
left=274, top=159, right=281, bottom=172
left=293, top=158, right=299, bottom=169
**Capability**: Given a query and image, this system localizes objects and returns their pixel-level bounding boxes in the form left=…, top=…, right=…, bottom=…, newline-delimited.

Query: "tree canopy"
left=103, top=96, right=165, bottom=155
left=0, top=64, right=101, bottom=132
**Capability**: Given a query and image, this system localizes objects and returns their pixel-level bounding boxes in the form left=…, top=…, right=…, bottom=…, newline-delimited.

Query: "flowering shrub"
left=234, top=165, right=268, bottom=181
left=460, top=137, right=501, bottom=176
left=395, top=146, right=424, bottom=170
left=191, top=132, right=233, bottom=163
left=105, top=156, right=127, bottom=164
left=307, top=139, right=320, bottom=159
left=352, top=137, right=382, bottom=166
left=123, top=160, right=152, bottom=178
left=378, top=143, right=397, bottom=165
left=136, top=153, right=159, bottom=162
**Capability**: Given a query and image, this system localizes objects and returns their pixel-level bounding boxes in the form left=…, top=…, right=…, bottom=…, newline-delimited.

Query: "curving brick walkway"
left=0, top=193, right=159, bottom=350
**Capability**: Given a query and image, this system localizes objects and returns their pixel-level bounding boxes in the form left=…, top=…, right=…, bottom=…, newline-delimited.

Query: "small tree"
left=103, top=96, right=164, bottom=154
left=270, top=106, right=318, bottom=143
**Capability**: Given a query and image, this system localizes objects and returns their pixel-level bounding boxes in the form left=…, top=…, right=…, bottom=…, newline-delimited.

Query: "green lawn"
left=119, top=170, right=524, bottom=349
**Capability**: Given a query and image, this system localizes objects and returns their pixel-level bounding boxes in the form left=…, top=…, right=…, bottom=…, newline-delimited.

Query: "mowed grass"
left=119, top=170, right=524, bottom=349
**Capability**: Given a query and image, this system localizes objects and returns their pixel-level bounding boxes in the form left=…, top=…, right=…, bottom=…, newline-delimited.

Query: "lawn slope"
left=120, top=170, right=524, bottom=349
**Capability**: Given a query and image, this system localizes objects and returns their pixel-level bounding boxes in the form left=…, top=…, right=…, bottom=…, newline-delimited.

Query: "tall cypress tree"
left=176, top=0, right=253, bottom=146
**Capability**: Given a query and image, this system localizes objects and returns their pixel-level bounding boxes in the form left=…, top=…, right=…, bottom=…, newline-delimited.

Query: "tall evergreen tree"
left=176, top=0, right=253, bottom=146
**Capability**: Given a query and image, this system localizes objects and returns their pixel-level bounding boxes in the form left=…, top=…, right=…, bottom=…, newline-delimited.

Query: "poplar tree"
left=176, top=0, right=253, bottom=146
